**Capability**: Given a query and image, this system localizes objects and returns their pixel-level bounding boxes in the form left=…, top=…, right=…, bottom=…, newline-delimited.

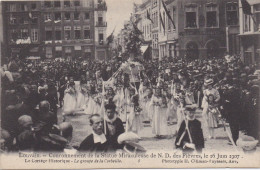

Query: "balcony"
left=95, top=3, right=107, bottom=11
left=96, top=21, right=107, bottom=27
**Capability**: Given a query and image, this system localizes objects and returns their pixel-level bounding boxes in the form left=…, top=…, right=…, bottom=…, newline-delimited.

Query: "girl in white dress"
left=151, top=88, right=169, bottom=138
left=205, top=94, right=220, bottom=139
left=63, top=80, right=78, bottom=115
left=201, top=79, right=220, bottom=139
left=143, top=88, right=153, bottom=122
left=113, top=85, right=125, bottom=121
left=126, top=88, right=143, bottom=135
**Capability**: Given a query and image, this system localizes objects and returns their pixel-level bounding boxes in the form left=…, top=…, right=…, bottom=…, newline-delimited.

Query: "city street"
left=58, top=109, right=252, bottom=152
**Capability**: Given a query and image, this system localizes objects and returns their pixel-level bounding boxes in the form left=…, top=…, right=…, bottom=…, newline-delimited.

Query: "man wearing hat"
left=175, top=105, right=204, bottom=153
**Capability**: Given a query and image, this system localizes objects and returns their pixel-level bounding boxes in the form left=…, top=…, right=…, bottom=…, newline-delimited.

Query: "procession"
left=1, top=52, right=259, bottom=153
left=0, top=0, right=260, bottom=155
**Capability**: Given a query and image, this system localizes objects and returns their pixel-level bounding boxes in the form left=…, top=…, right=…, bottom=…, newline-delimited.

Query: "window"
left=186, top=12, right=197, bottom=28
left=82, top=0, right=91, bottom=7
left=64, top=12, right=71, bottom=20
left=44, top=13, right=51, bottom=21
left=75, top=30, right=81, bottom=39
left=9, top=4, right=16, bottom=12
left=20, top=18, right=24, bottom=24
left=64, top=1, right=70, bottom=7
left=54, top=1, right=61, bottom=7
left=10, top=15, right=17, bottom=24
left=32, top=17, right=38, bottom=24
left=206, top=4, right=218, bottom=27
left=46, top=47, right=53, bottom=58
left=84, top=30, right=90, bottom=39
left=244, top=14, right=251, bottom=32
left=74, top=0, right=80, bottom=6
left=85, top=12, right=90, bottom=20
left=155, top=12, right=158, bottom=27
left=20, top=18, right=28, bottom=24
left=46, top=31, right=52, bottom=41
left=44, top=1, right=51, bottom=8
left=99, top=33, right=104, bottom=45
left=10, top=30, right=18, bottom=42
left=55, top=30, right=61, bottom=40
left=21, top=4, right=28, bottom=11
left=206, top=11, right=217, bottom=27
left=185, top=5, right=197, bottom=28
left=98, top=16, right=103, bottom=22
left=31, top=3, right=37, bottom=10
left=64, top=30, right=71, bottom=40
left=54, top=13, right=61, bottom=21
left=226, top=3, right=238, bottom=26
left=21, top=29, right=28, bottom=39
left=74, top=12, right=80, bottom=20
left=31, top=29, right=38, bottom=42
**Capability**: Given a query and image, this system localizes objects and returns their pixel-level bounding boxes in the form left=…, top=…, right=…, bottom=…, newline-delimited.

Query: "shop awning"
left=75, top=46, right=81, bottom=50
left=141, top=45, right=149, bottom=54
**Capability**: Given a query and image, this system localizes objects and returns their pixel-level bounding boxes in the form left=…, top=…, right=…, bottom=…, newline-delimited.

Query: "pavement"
left=57, top=109, right=259, bottom=152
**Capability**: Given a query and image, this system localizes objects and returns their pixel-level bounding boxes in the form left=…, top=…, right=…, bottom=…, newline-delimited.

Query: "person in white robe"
left=151, top=88, right=169, bottom=138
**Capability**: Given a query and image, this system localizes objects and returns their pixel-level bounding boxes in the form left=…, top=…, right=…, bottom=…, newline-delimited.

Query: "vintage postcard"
left=0, top=0, right=260, bottom=169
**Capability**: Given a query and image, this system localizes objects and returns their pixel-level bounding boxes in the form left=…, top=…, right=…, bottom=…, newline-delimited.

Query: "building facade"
left=239, top=0, right=260, bottom=66
left=137, top=0, right=152, bottom=60
left=94, top=0, right=108, bottom=60
left=151, top=0, right=159, bottom=59
left=176, top=0, right=240, bottom=60
left=117, top=0, right=240, bottom=61
left=2, top=1, right=42, bottom=60
left=2, top=0, right=108, bottom=61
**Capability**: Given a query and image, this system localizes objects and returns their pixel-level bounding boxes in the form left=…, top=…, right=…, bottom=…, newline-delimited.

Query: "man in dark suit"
left=104, top=103, right=125, bottom=150
left=78, top=114, right=110, bottom=152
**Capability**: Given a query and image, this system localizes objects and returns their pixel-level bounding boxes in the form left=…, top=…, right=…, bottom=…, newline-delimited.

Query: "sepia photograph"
left=0, top=0, right=259, bottom=169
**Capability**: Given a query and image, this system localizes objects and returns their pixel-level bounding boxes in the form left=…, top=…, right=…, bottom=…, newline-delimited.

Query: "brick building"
left=2, top=1, right=42, bottom=60
left=2, top=0, right=108, bottom=61
left=117, top=0, right=240, bottom=60
left=239, top=0, right=260, bottom=66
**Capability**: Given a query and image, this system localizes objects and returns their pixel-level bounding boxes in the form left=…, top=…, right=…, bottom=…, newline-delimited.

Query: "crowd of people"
left=1, top=53, right=259, bottom=153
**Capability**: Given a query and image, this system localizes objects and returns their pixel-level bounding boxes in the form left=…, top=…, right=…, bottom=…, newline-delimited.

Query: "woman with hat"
left=202, top=78, right=220, bottom=139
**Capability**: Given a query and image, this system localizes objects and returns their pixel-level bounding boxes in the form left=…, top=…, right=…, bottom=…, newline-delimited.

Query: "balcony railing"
left=95, top=3, right=107, bottom=11
left=96, top=21, right=107, bottom=27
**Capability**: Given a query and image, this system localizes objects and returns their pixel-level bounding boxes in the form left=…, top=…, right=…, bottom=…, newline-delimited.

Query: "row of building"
left=113, top=0, right=260, bottom=65
left=1, top=0, right=108, bottom=61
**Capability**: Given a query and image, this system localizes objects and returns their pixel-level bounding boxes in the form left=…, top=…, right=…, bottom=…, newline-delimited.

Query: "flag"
left=161, top=0, right=176, bottom=29
left=131, top=20, right=142, bottom=35
left=159, top=12, right=165, bottom=33
left=147, top=10, right=153, bottom=23
left=240, top=0, right=252, bottom=15
left=134, top=13, right=142, bottom=24
left=107, top=27, right=115, bottom=45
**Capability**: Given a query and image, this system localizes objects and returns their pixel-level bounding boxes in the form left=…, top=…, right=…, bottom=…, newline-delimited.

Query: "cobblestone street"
left=58, top=109, right=259, bottom=152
